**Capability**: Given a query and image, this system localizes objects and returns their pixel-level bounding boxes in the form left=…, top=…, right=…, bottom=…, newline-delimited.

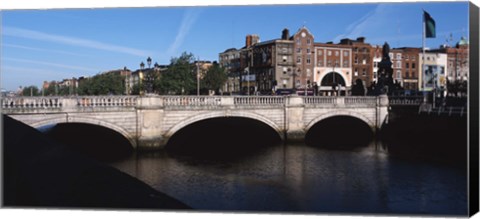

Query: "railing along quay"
left=419, top=106, right=466, bottom=116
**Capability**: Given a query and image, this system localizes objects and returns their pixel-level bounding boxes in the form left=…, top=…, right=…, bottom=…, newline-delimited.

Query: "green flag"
left=424, top=10, right=436, bottom=38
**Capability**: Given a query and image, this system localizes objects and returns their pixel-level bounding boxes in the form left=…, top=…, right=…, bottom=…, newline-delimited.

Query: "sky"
left=0, top=0, right=471, bottom=91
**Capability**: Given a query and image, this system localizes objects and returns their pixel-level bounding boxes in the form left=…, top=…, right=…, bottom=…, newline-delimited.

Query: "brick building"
left=338, top=37, right=374, bottom=89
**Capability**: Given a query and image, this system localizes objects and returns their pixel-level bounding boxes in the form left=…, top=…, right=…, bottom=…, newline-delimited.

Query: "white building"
left=418, top=52, right=448, bottom=91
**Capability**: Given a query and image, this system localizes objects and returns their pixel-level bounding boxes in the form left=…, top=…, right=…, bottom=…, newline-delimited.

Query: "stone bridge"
left=2, top=95, right=389, bottom=150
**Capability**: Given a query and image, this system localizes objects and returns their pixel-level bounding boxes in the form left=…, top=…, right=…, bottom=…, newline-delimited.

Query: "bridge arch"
left=30, top=116, right=137, bottom=148
left=164, top=111, right=284, bottom=141
left=305, top=110, right=376, bottom=133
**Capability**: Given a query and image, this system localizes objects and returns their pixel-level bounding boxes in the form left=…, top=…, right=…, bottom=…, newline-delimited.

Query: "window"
left=282, top=48, right=288, bottom=53
left=362, top=68, right=366, bottom=76
left=307, top=48, right=311, bottom=54
left=335, top=51, right=339, bottom=56
left=396, top=70, right=402, bottom=79
left=319, top=50, right=323, bottom=55
left=327, top=60, right=332, bottom=67
left=306, top=69, right=311, bottom=76
left=335, top=60, right=339, bottom=67
left=406, top=71, right=409, bottom=78
left=283, top=56, right=287, bottom=62
left=283, top=67, right=288, bottom=74
left=354, top=68, right=358, bottom=76
left=328, top=51, right=332, bottom=56
left=362, top=58, right=366, bottom=65
left=297, top=48, right=301, bottom=53
left=396, top=61, right=401, bottom=68
left=354, top=57, right=358, bottom=64
left=307, top=39, right=311, bottom=44
left=412, top=63, right=416, bottom=69
left=297, top=57, right=301, bottom=63
left=343, top=60, right=348, bottom=67
left=344, top=51, right=349, bottom=57
left=406, top=63, right=409, bottom=68
left=296, top=38, right=300, bottom=45
left=307, top=56, right=311, bottom=64
left=396, top=53, right=401, bottom=60
left=318, top=60, right=323, bottom=67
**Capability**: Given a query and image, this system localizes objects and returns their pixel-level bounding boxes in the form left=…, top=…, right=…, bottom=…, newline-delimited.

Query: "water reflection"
left=110, top=141, right=467, bottom=215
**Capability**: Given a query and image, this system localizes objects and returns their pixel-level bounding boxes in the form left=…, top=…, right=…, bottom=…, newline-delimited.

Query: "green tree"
left=159, top=52, right=196, bottom=95
left=43, top=81, right=58, bottom=96
left=22, top=85, right=40, bottom=96
left=202, top=61, right=227, bottom=94
left=77, top=73, right=125, bottom=95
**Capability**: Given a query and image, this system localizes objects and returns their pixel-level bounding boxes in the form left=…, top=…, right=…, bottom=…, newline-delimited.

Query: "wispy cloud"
left=3, top=26, right=152, bottom=57
left=3, top=43, right=89, bottom=57
left=334, top=4, right=393, bottom=42
left=167, top=8, right=202, bottom=55
left=3, top=57, right=99, bottom=72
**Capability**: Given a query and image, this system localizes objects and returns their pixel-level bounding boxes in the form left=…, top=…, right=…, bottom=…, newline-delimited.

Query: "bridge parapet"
left=163, top=96, right=222, bottom=107
left=389, top=96, right=424, bottom=106
left=1, top=96, right=64, bottom=110
left=77, top=96, right=137, bottom=108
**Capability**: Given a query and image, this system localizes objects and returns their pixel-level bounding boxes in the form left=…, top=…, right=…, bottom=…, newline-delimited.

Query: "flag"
left=424, top=10, right=436, bottom=38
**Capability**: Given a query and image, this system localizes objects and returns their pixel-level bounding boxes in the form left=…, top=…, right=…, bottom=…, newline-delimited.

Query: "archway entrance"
left=320, top=72, right=346, bottom=96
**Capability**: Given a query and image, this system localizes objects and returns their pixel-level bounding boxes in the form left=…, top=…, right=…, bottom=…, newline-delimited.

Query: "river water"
left=109, top=141, right=467, bottom=215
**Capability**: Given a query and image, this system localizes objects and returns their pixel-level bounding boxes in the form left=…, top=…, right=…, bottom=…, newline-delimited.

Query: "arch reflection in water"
left=305, top=115, right=374, bottom=149
left=165, top=117, right=282, bottom=160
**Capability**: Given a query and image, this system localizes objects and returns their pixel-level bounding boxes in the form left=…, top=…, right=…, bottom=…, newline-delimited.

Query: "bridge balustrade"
left=344, top=97, right=377, bottom=105
left=389, top=96, right=424, bottom=106
left=77, top=96, right=138, bottom=107
left=303, top=97, right=336, bottom=105
left=234, top=96, right=285, bottom=106
left=1, top=96, right=63, bottom=109
left=2, top=95, right=390, bottom=112
left=163, top=96, right=222, bottom=107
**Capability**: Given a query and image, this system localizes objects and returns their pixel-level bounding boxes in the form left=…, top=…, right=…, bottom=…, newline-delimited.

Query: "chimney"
left=340, top=38, right=350, bottom=44
left=251, top=34, right=260, bottom=45
left=246, top=34, right=252, bottom=47
left=357, top=37, right=365, bottom=43
left=282, top=28, right=290, bottom=40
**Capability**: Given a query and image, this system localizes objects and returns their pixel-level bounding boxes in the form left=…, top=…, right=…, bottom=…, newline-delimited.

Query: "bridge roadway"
left=2, top=95, right=389, bottom=150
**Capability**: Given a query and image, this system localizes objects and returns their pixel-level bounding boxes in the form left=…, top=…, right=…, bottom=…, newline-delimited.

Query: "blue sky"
left=0, top=1, right=470, bottom=91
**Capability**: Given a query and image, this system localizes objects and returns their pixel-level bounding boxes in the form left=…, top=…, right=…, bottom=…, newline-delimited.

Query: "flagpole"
left=422, top=10, right=427, bottom=104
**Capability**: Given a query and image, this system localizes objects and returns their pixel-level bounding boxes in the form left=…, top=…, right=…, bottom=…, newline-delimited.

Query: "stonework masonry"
left=2, top=95, right=389, bottom=150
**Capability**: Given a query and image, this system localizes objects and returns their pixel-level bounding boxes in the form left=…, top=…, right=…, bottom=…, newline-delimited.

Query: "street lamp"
left=147, top=57, right=152, bottom=69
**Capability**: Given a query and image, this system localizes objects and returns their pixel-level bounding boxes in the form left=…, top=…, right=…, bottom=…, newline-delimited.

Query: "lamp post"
left=246, top=69, right=250, bottom=96
left=197, top=57, right=200, bottom=96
